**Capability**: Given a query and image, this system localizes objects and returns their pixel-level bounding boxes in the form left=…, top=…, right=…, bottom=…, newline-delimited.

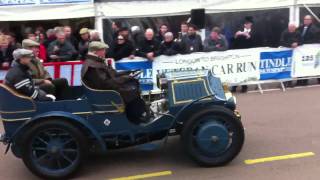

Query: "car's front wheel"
left=21, top=119, right=88, bottom=179
left=181, top=106, right=245, bottom=166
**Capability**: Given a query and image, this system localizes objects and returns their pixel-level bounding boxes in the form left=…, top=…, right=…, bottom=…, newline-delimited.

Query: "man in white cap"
left=78, top=28, right=90, bottom=60
left=158, top=32, right=181, bottom=56
left=4, top=49, right=55, bottom=101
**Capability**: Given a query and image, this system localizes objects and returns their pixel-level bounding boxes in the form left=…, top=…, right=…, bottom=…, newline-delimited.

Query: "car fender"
left=10, top=111, right=106, bottom=152
left=175, top=95, right=225, bottom=124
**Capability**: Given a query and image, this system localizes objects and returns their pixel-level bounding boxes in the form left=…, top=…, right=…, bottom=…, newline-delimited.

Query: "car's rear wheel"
left=21, top=119, right=88, bottom=179
left=181, top=106, right=244, bottom=166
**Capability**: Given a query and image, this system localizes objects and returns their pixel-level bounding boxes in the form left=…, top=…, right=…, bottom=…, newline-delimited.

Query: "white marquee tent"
left=0, top=2, right=95, bottom=21
left=0, top=0, right=319, bottom=41
left=0, top=0, right=319, bottom=22
left=93, top=0, right=320, bottom=36
left=95, top=0, right=320, bottom=18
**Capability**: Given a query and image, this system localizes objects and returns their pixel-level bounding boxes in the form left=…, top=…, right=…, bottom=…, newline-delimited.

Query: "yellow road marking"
left=245, top=152, right=315, bottom=165
left=110, top=171, right=172, bottom=180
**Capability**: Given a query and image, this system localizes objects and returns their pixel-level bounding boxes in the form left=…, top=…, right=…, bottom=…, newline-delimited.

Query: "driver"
left=81, top=41, right=149, bottom=123
left=4, top=49, right=55, bottom=101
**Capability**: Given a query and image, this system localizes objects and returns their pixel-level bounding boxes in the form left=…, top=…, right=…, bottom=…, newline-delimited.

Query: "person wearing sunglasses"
left=110, top=35, right=135, bottom=61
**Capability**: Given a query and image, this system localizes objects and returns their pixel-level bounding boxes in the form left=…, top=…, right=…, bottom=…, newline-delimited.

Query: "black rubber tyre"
left=181, top=106, right=245, bottom=166
left=20, top=119, right=88, bottom=179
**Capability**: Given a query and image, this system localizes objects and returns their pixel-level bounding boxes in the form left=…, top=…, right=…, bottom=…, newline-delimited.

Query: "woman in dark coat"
left=111, top=35, right=135, bottom=61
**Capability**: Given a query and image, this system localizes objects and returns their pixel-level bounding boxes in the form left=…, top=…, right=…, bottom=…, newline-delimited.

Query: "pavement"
left=0, top=85, right=320, bottom=180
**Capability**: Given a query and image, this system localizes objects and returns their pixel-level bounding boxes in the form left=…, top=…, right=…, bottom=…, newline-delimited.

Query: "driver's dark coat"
left=81, top=54, right=139, bottom=103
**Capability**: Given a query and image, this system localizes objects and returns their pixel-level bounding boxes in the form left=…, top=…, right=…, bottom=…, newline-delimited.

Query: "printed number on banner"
left=302, top=56, right=314, bottom=62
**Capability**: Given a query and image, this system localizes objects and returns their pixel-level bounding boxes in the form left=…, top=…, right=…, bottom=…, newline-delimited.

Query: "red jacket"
left=38, top=44, right=47, bottom=62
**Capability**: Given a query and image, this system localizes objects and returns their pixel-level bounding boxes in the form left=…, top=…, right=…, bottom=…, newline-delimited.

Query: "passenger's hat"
left=79, top=28, right=89, bottom=35
left=22, top=39, right=40, bottom=48
left=13, top=49, right=33, bottom=61
left=88, top=41, right=109, bottom=51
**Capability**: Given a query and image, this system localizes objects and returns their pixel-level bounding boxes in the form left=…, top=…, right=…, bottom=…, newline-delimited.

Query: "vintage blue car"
left=0, top=70, right=244, bottom=179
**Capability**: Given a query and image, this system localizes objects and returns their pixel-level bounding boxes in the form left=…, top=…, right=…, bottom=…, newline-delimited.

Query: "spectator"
left=44, top=29, right=56, bottom=48
left=180, top=21, right=189, bottom=37
left=64, top=26, right=78, bottom=49
left=135, top=28, right=160, bottom=61
left=27, top=33, right=36, bottom=40
left=297, top=15, right=320, bottom=85
left=22, top=39, right=70, bottom=100
left=23, top=27, right=33, bottom=38
left=131, top=26, right=144, bottom=47
left=280, top=23, right=301, bottom=48
left=34, top=26, right=45, bottom=42
left=0, top=35, right=15, bottom=68
left=7, top=33, right=21, bottom=49
left=90, top=30, right=101, bottom=41
left=54, top=26, right=64, bottom=34
left=37, top=32, right=48, bottom=62
left=28, top=33, right=47, bottom=62
left=232, top=17, right=259, bottom=93
left=181, top=24, right=203, bottom=54
left=204, top=27, right=229, bottom=52
left=280, top=23, right=300, bottom=88
left=298, top=15, right=319, bottom=44
left=158, top=32, right=181, bottom=56
left=35, top=26, right=45, bottom=35
left=47, top=31, right=76, bottom=62
left=233, top=16, right=260, bottom=49
left=112, top=21, right=122, bottom=40
left=118, top=27, right=131, bottom=41
left=156, top=24, right=169, bottom=42
left=111, top=35, right=135, bottom=61
left=78, top=28, right=90, bottom=60
left=39, top=32, right=46, bottom=44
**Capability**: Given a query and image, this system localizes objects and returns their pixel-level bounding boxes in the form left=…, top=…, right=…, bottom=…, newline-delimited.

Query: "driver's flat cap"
left=88, top=41, right=109, bottom=51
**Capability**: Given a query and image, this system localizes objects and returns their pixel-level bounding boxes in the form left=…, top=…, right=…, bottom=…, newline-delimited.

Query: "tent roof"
left=97, top=0, right=320, bottom=18
left=0, top=3, right=95, bottom=21
left=97, top=0, right=199, bottom=18
left=0, top=0, right=319, bottom=21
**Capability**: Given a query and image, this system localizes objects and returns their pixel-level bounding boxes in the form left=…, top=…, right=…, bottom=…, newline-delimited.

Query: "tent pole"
left=94, top=3, right=105, bottom=43
left=290, top=0, right=299, bottom=26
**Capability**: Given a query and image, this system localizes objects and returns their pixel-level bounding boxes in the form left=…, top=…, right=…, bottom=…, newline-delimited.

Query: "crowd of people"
left=1, top=14, right=320, bottom=94
left=0, top=26, right=101, bottom=68
left=1, top=15, right=320, bottom=68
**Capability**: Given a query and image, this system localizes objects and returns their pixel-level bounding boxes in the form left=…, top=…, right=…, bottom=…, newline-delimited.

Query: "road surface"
left=0, top=85, right=319, bottom=180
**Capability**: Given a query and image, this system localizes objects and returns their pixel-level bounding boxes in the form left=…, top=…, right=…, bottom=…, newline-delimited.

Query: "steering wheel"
left=130, top=70, right=142, bottom=77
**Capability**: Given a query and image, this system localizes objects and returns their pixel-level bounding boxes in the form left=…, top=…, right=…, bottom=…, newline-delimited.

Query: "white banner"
left=153, top=48, right=261, bottom=84
left=292, top=44, right=320, bottom=77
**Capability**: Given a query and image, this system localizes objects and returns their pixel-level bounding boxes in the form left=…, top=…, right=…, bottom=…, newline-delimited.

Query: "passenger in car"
left=22, top=39, right=70, bottom=100
left=81, top=41, right=149, bottom=123
left=4, top=49, right=55, bottom=101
